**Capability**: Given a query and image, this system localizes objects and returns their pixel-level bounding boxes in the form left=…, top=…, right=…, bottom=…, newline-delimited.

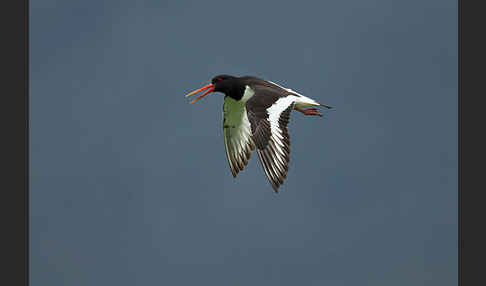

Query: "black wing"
left=245, top=85, right=295, bottom=192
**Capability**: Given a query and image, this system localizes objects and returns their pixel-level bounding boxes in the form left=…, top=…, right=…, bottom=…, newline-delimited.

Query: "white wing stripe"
left=267, top=96, right=296, bottom=145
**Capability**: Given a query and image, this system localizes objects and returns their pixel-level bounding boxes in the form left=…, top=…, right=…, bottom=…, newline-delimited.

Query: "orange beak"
left=184, top=83, right=215, bottom=104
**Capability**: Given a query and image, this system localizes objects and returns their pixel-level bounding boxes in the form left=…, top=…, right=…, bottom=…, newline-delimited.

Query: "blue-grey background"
left=30, top=0, right=458, bottom=285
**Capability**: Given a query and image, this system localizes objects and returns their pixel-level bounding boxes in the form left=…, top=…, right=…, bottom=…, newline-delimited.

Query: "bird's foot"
left=295, top=107, right=322, bottom=117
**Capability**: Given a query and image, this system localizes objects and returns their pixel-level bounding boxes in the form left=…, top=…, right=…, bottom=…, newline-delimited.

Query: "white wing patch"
left=223, top=96, right=255, bottom=177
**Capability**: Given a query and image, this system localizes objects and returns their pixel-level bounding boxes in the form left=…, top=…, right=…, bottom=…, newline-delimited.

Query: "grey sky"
left=30, top=0, right=457, bottom=285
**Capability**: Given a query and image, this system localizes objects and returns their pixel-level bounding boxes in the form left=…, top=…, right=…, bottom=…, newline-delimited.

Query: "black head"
left=185, top=74, right=245, bottom=104
left=211, top=74, right=245, bottom=98
left=211, top=74, right=235, bottom=85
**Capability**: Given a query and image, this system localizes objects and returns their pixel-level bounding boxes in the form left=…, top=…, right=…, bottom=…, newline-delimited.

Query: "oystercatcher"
left=185, top=75, right=332, bottom=192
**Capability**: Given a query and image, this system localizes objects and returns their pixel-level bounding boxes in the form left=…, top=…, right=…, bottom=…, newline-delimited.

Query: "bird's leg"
left=294, top=106, right=323, bottom=117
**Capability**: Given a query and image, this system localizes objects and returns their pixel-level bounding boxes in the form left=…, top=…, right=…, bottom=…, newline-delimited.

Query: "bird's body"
left=185, top=75, right=332, bottom=192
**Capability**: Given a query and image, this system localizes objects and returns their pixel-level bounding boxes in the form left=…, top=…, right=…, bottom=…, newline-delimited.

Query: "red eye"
left=218, top=77, right=222, bottom=82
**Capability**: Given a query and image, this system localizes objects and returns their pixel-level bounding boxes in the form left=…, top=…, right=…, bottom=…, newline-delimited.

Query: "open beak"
left=185, top=83, right=215, bottom=104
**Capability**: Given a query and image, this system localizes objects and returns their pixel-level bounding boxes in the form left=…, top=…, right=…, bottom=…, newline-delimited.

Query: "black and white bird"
left=185, top=75, right=332, bottom=193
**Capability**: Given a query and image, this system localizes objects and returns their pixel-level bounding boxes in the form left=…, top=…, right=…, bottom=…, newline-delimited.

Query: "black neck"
left=228, top=87, right=246, bottom=101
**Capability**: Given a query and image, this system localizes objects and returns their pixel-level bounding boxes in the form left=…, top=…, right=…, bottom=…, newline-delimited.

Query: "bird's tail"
left=319, top=103, right=334, bottom=109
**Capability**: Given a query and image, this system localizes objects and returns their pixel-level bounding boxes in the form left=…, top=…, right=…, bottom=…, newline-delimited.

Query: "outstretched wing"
left=223, top=96, right=256, bottom=177
left=246, top=86, right=296, bottom=192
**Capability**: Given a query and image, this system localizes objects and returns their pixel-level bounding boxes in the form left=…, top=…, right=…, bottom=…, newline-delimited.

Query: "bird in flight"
left=185, top=74, right=332, bottom=193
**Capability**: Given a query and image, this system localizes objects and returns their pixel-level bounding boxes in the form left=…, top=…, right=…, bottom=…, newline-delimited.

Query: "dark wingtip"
left=272, top=182, right=281, bottom=193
